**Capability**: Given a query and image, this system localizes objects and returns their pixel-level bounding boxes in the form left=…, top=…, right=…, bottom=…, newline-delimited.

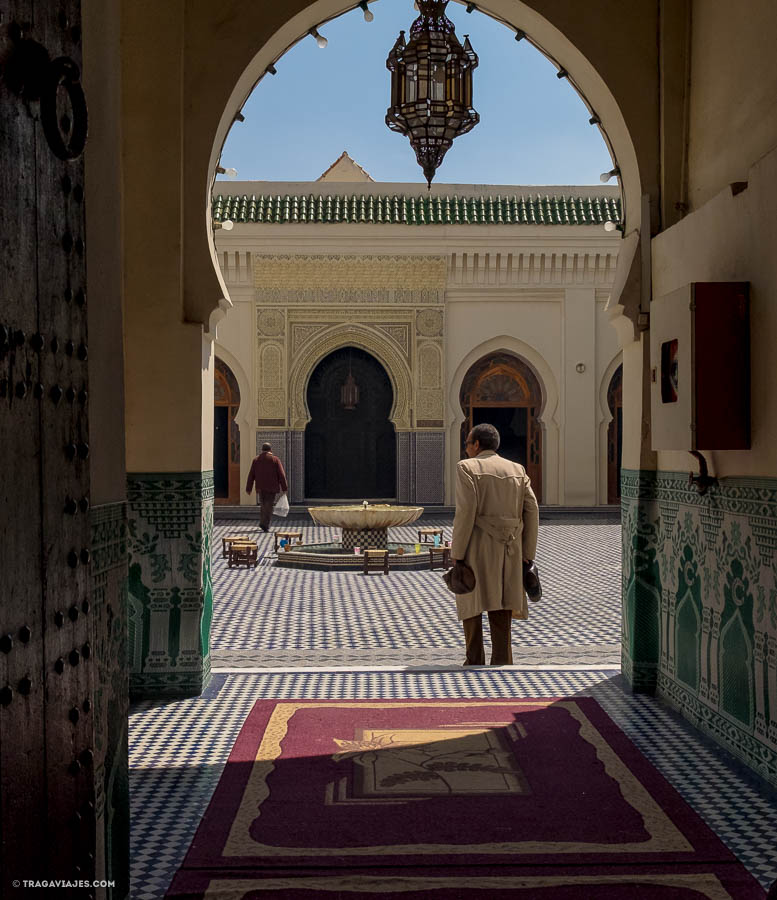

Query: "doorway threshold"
left=211, top=664, right=620, bottom=674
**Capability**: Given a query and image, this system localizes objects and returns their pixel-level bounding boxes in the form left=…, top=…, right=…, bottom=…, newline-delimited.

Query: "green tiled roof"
left=212, top=192, right=620, bottom=226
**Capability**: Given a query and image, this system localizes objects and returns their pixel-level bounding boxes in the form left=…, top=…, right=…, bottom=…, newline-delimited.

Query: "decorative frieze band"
left=447, top=250, right=617, bottom=287
left=253, top=254, right=447, bottom=304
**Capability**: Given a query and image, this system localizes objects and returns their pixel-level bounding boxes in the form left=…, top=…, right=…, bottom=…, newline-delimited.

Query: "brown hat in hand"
left=442, top=560, right=476, bottom=594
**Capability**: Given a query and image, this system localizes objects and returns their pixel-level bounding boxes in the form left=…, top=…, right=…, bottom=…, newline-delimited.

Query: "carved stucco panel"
left=257, top=340, right=286, bottom=422
left=375, top=323, right=410, bottom=358
left=256, top=308, right=285, bottom=336
left=254, top=254, right=448, bottom=293
left=260, top=343, right=282, bottom=389
left=287, top=310, right=414, bottom=365
left=417, top=389, right=444, bottom=420
left=416, top=307, right=444, bottom=337
left=258, top=390, right=286, bottom=419
left=418, top=342, right=442, bottom=389
left=288, top=324, right=413, bottom=431
left=291, top=324, right=328, bottom=358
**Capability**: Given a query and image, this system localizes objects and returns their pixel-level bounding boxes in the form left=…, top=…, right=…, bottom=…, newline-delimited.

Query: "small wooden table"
left=428, top=546, right=451, bottom=570
left=222, top=534, right=250, bottom=559
left=274, top=530, right=303, bottom=552
left=418, top=527, right=444, bottom=544
left=363, top=549, right=389, bottom=576
left=227, top=540, right=258, bottom=568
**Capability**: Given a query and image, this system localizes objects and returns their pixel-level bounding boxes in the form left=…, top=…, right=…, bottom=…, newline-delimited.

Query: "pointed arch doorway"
left=606, top=364, right=623, bottom=504
left=305, top=347, right=397, bottom=500
left=214, top=358, right=241, bottom=504
left=460, top=352, right=544, bottom=501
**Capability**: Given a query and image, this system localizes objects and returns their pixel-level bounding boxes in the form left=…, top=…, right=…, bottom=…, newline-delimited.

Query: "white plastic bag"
left=274, top=493, right=290, bottom=518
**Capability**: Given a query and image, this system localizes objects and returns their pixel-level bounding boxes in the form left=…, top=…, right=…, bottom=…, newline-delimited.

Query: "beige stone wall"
left=688, top=0, right=777, bottom=211
left=652, top=145, right=777, bottom=478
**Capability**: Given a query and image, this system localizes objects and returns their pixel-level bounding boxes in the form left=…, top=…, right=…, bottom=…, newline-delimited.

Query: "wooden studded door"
left=0, top=2, right=96, bottom=894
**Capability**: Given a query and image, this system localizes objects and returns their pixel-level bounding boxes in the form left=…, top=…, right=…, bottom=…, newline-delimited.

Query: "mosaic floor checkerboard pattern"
left=129, top=519, right=777, bottom=898
left=210, top=518, right=622, bottom=668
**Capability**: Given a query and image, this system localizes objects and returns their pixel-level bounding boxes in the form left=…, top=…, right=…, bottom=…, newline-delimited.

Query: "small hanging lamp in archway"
left=386, top=0, right=479, bottom=188
left=340, top=353, right=360, bottom=410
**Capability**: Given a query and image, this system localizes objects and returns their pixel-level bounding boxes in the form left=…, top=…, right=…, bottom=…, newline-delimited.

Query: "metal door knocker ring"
left=40, top=57, right=88, bottom=161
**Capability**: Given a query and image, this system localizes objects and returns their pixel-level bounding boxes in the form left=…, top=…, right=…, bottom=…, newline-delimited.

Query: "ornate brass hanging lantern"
left=340, top=354, right=359, bottom=410
left=386, top=0, right=479, bottom=188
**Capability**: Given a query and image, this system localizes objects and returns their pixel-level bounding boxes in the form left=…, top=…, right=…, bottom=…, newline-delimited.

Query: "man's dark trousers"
left=258, top=491, right=277, bottom=531
left=462, top=610, right=513, bottom=665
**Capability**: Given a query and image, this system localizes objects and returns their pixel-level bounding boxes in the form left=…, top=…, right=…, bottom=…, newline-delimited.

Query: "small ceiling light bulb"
left=600, top=166, right=620, bottom=183
left=359, top=1, right=374, bottom=22
left=222, top=219, right=234, bottom=231
left=224, top=167, right=238, bottom=178
left=309, top=27, right=328, bottom=48
left=603, top=220, right=618, bottom=232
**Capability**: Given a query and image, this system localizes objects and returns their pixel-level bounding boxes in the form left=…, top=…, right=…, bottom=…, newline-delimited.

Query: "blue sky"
left=218, top=0, right=612, bottom=186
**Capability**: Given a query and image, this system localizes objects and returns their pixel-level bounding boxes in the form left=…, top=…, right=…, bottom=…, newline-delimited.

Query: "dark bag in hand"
left=523, top=559, right=542, bottom=602
left=442, top=560, right=476, bottom=594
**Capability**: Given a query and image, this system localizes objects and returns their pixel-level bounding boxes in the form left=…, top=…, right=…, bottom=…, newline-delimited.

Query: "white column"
left=562, top=288, right=597, bottom=504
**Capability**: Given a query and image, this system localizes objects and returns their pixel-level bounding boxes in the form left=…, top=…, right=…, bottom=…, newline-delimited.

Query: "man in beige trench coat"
left=450, top=423, right=540, bottom=665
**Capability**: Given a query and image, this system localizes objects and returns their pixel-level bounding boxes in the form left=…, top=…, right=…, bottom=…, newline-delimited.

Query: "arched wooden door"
left=305, top=347, right=396, bottom=499
left=460, top=353, right=544, bottom=502
left=607, top=364, right=623, bottom=504
left=214, top=358, right=241, bottom=504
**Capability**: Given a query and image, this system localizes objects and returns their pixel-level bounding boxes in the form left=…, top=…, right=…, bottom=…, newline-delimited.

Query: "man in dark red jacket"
left=246, top=443, right=289, bottom=532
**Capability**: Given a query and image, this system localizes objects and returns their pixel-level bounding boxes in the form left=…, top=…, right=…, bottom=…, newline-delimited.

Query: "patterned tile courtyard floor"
left=209, top=517, right=622, bottom=668
left=129, top=519, right=777, bottom=898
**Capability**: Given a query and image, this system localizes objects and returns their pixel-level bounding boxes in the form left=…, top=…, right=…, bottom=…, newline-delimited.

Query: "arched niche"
left=288, top=324, right=413, bottom=431
left=719, top=612, right=754, bottom=728
left=214, top=357, right=241, bottom=504
left=675, top=590, right=701, bottom=692
left=598, top=356, right=623, bottom=505
left=459, top=351, right=545, bottom=501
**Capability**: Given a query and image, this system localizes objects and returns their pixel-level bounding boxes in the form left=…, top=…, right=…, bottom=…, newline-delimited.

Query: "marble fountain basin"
left=307, top=504, right=424, bottom=530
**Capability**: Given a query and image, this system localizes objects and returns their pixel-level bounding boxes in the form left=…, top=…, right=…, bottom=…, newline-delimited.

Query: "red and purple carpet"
left=167, top=698, right=764, bottom=898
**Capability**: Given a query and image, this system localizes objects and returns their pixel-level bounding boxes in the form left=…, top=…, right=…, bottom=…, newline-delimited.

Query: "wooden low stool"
left=428, top=546, right=451, bottom=570
left=222, top=534, right=247, bottom=559
left=418, top=527, right=443, bottom=544
left=273, top=530, right=303, bottom=552
left=363, top=549, right=389, bottom=576
left=227, top=540, right=258, bottom=569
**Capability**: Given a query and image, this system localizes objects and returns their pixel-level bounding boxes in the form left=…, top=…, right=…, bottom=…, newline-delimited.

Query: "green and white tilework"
left=622, top=469, right=777, bottom=786
left=90, top=500, right=130, bottom=900
left=212, top=192, right=621, bottom=227
left=127, top=472, right=214, bottom=698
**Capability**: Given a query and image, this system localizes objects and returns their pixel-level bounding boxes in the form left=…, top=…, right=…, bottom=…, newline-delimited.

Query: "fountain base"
left=341, top=527, right=388, bottom=550
left=275, top=541, right=438, bottom=572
